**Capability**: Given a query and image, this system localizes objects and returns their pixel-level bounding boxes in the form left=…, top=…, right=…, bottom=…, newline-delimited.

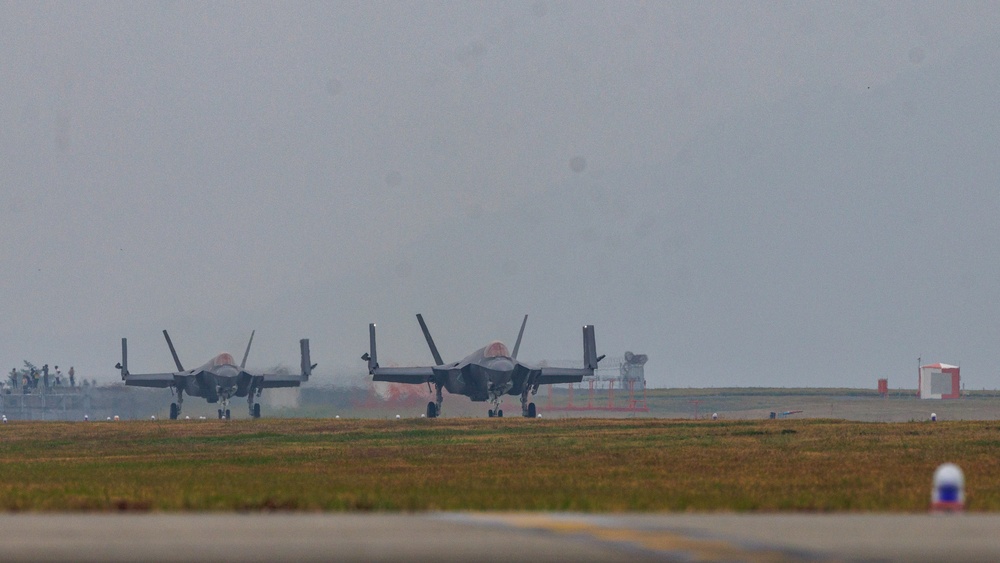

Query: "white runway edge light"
left=931, top=463, right=965, bottom=512
left=931, top=413, right=937, bottom=422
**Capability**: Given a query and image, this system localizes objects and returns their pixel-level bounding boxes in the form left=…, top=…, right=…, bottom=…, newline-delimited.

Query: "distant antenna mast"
left=689, top=399, right=701, bottom=420
left=917, top=356, right=921, bottom=398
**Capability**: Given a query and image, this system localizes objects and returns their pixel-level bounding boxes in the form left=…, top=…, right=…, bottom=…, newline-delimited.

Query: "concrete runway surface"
left=1, top=513, right=998, bottom=562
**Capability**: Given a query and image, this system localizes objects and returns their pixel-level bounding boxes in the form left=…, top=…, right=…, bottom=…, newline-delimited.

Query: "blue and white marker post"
left=931, top=463, right=965, bottom=512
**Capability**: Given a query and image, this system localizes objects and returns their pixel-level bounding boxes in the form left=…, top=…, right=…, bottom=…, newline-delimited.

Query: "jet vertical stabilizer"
left=240, top=330, right=255, bottom=370
left=416, top=314, right=444, bottom=365
left=300, top=339, right=315, bottom=380
left=512, top=315, right=528, bottom=359
left=363, top=324, right=378, bottom=372
left=162, top=330, right=185, bottom=371
left=583, top=325, right=603, bottom=370
left=117, top=338, right=129, bottom=379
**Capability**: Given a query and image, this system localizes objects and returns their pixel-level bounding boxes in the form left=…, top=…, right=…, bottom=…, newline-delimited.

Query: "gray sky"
left=3, top=1, right=1000, bottom=389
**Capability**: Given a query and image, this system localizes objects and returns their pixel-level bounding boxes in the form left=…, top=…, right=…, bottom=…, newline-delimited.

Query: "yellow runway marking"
left=480, top=514, right=836, bottom=563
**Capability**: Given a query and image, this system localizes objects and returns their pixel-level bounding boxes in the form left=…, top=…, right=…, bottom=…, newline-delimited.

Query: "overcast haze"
left=3, top=2, right=1000, bottom=389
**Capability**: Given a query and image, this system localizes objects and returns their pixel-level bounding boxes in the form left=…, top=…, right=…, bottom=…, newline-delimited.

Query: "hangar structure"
left=918, top=363, right=961, bottom=399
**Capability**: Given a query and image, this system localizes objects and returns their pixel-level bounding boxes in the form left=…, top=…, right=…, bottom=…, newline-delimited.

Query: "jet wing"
left=372, top=367, right=435, bottom=384
left=123, top=372, right=182, bottom=388
left=251, top=338, right=314, bottom=388
left=534, top=367, right=590, bottom=385
left=254, top=372, right=309, bottom=389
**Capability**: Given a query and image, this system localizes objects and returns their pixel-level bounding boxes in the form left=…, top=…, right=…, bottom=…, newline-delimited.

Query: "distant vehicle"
left=363, top=315, right=602, bottom=418
left=117, top=330, right=314, bottom=420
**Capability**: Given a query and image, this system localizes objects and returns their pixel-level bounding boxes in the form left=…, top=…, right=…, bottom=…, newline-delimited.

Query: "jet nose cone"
left=489, top=358, right=515, bottom=373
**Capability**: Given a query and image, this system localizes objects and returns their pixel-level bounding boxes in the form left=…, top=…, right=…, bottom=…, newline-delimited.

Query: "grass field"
left=0, top=418, right=996, bottom=512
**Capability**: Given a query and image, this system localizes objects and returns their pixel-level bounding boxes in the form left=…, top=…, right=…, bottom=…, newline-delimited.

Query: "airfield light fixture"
left=931, top=463, right=965, bottom=512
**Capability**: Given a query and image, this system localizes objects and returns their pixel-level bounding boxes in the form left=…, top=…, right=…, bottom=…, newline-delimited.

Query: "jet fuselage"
left=433, top=346, right=529, bottom=402
left=175, top=354, right=253, bottom=403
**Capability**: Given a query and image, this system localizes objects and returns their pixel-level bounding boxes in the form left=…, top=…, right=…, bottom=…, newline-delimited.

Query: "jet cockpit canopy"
left=483, top=341, right=510, bottom=358
left=212, top=353, right=236, bottom=367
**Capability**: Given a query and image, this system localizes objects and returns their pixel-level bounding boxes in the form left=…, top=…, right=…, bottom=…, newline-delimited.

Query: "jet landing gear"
left=488, top=397, right=504, bottom=418
left=218, top=396, right=231, bottom=420
left=425, top=383, right=443, bottom=419
left=170, top=389, right=184, bottom=420
left=248, top=388, right=262, bottom=419
left=521, top=385, right=538, bottom=418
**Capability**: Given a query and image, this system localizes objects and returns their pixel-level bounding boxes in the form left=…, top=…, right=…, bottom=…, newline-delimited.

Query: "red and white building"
left=919, top=363, right=961, bottom=399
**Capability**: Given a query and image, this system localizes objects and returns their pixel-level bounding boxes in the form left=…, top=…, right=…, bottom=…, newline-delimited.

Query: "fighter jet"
left=362, top=315, right=602, bottom=418
left=116, top=330, right=315, bottom=420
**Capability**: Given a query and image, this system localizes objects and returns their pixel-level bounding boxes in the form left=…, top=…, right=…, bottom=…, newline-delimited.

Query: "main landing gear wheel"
left=497, top=409, right=503, bottom=417
left=426, top=402, right=438, bottom=419
left=225, top=409, right=231, bottom=420
left=252, top=403, right=261, bottom=419
left=488, top=410, right=494, bottom=418
left=527, top=403, right=536, bottom=418
left=170, top=403, right=179, bottom=420
left=218, top=409, right=223, bottom=419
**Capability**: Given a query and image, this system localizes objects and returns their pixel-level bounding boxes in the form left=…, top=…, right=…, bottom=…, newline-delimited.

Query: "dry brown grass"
left=0, top=418, right=994, bottom=512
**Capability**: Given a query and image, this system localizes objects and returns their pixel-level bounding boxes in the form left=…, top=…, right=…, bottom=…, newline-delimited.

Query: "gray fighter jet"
left=116, top=330, right=314, bottom=420
left=362, top=315, right=602, bottom=418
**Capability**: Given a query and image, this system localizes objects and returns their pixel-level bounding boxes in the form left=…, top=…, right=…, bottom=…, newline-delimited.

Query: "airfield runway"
left=1, top=513, right=998, bottom=562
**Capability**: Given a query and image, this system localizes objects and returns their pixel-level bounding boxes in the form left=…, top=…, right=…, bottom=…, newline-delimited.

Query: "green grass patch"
left=0, top=418, right=995, bottom=512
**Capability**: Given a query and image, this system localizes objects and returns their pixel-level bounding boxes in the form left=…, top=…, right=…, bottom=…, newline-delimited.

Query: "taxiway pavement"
left=0, top=512, right=997, bottom=562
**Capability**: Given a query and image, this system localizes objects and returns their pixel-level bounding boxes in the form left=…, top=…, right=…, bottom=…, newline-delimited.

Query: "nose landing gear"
left=218, top=395, right=231, bottom=419
left=488, top=396, right=504, bottom=418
